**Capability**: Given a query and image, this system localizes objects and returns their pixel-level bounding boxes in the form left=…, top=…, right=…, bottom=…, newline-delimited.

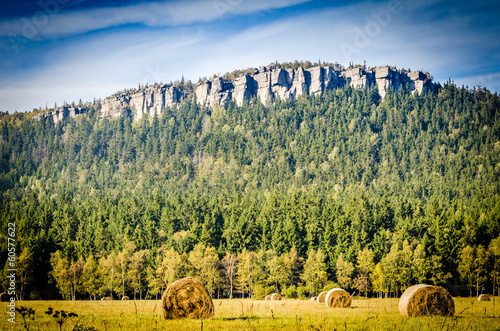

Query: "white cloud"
left=0, top=0, right=311, bottom=39
left=453, top=72, right=500, bottom=92
left=0, top=26, right=208, bottom=111
left=1, top=0, right=499, bottom=112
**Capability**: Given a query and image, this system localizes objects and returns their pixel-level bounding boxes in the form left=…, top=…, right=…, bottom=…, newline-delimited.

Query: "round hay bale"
left=161, top=277, right=214, bottom=320
left=399, top=284, right=454, bottom=317
left=0, top=292, right=10, bottom=302
left=316, top=291, right=328, bottom=304
left=122, top=296, right=129, bottom=301
left=478, top=294, right=490, bottom=302
left=325, top=288, right=351, bottom=308
left=270, top=293, right=282, bottom=300
left=310, top=296, right=317, bottom=301
left=265, top=295, right=272, bottom=301
left=101, top=297, right=111, bottom=301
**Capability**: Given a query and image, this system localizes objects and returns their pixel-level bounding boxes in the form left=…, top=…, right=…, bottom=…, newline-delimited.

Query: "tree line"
left=0, top=82, right=499, bottom=299
left=42, top=237, right=500, bottom=301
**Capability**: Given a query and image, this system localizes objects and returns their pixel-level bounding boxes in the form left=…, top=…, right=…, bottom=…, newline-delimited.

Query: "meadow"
left=2, top=297, right=500, bottom=331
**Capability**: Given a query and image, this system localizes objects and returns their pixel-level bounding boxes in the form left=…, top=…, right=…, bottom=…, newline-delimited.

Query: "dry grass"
left=2, top=297, right=500, bottom=330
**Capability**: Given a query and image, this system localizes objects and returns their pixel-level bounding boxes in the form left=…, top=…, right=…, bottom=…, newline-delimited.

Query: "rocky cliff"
left=196, top=64, right=434, bottom=108
left=101, top=64, right=434, bottom=120
left=37, top=63, right=435, bottom=123
left=33, top=105, right=87, bottom=124
left=100, top=85, right=182, bottom=121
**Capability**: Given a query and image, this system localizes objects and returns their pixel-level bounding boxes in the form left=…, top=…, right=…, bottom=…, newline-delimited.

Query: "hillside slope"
left=0, top=78, right=499, bottom=299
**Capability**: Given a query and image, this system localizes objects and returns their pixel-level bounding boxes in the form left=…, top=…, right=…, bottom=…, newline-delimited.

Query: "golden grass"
left=2, top=297, right=500, bottom=330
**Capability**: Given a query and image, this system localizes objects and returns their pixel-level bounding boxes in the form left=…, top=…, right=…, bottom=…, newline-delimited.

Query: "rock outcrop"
left=190, top=64, right=434, bottom=108
left=35, top=62, right=436, bottom=123
left=33, top=106, right=86, bottom=124
left=101, top=85, right=182, bottom=121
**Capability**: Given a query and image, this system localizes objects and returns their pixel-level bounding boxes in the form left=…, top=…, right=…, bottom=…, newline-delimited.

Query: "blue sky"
left=0, top=0, right=499, bottom=112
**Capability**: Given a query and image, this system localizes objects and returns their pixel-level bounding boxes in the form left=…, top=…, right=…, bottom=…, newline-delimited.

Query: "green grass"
left=2, top=297, right=500, bottom=330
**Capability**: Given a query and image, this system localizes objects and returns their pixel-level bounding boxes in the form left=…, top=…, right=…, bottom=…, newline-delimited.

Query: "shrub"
left=253, top=285, right=273, bottom=300
left=297, top=286, right=307, bottom=299
left=286, top=285, right=297, bottom=298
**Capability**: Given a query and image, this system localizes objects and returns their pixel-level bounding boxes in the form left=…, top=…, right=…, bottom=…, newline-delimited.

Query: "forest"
left=0, top=81, right=499, bottom=300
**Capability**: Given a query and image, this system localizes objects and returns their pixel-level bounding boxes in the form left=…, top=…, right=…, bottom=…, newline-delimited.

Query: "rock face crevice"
left=191, top=64, right=433, bottom=110
left=33, top=106, right=86, bottom=124
left=101, top=85, right=182, bottom=121
left=36, top=63, right=435, bottom=123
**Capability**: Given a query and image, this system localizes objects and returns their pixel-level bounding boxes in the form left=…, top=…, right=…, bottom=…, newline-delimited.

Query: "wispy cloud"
left=0, top=25, right=210, bottom=108
left=1, top=0, right=499, bottom=112
left=0, top=0, right=311, bottom=39
left=453, top=72, right=500, bottom=92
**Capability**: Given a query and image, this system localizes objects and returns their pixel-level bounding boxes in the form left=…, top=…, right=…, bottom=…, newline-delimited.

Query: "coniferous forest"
left=1, top=82, right=500, bottom=301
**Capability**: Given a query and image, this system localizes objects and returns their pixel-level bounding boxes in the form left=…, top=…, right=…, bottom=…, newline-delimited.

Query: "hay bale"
left=325, top=288, right=351, bottom=308
left=270, top=293, right=282, bottom=300
left=316, top=291, right=328, bottom=304
left=478, top=294, right=490, bottom=302
left=265, top=295, right=272, bottom=301
left=101, top=297, right=111, bottom=301
left=310, top=296, right=317, bottom=301
left=122, top=296, right=129, bottom=301
left=0, top=292, right=9, bottom=302
left=399, top=284, right=454, bottom=317
left=161, top=277, right=214, bottom=320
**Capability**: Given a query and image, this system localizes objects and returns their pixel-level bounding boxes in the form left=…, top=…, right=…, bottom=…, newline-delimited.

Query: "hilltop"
left=30, top=61, right=435, bottom=124
left=0, top=61, right=499, bottom=300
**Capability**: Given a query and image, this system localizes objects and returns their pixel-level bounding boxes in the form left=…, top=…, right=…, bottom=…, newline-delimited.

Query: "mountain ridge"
left=32, top=62, right=436, bottom=124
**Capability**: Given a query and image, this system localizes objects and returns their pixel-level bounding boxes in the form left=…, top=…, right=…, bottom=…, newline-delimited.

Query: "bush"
left=322, top=281, right=341, bottom=292
left=285, top=285, right=297, bottom=298
left=297, top=286, right=307, bottom=299
left=252, top=284, right=273, bottom=300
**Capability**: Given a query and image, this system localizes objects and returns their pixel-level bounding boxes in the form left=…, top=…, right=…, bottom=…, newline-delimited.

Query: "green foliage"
left=252, top=284, right=272, bottom=300
left=0, top=83, right=499, bottom=298
left=285, top=284, right=297, bottom=298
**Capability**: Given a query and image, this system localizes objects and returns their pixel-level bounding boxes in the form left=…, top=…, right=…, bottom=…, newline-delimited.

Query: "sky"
left=0, top=0, right=499, bottom=113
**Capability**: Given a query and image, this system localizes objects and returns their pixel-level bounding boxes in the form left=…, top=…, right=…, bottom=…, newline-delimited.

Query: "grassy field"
left=2, top=297, right=500, bottom=330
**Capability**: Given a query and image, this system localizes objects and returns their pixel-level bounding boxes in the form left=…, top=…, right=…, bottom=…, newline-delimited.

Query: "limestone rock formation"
left=34, top=62, right=436, bottom=124
left=33, top=106, right=86, bottom=124
left=101, top=85, right=181, bottom=121
left=189, top=64, right=434, bottom=111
